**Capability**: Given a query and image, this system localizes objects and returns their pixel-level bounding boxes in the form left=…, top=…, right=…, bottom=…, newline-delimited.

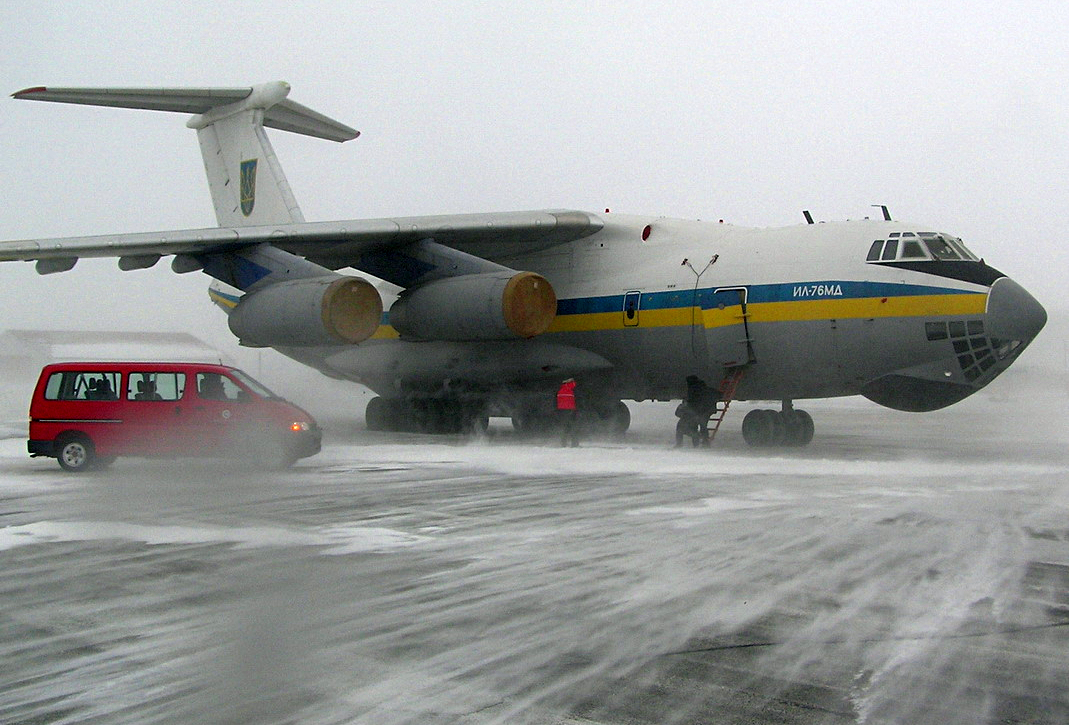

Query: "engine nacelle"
left=389, top=271, right=556, bottom=341
left=228, top=276, right=383, bottom=346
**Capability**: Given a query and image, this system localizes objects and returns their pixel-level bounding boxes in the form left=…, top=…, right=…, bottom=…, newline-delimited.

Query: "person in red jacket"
left=556, top=378, right=579, bottom=447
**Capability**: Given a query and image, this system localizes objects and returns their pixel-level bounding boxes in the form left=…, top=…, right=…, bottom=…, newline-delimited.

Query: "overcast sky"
left=2, top=1, right=1067, bottom=365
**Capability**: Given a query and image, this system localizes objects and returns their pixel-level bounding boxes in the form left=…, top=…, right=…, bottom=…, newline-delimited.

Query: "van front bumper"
left=286, top=429, right=322, bottom=460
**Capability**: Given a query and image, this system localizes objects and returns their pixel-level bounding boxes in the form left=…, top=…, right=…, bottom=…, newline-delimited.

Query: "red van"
left=28, top=362, right=321, bottom=472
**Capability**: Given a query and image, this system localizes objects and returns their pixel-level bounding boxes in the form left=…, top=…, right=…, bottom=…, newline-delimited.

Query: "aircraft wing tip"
left=12, top=86, right=47, bottom=99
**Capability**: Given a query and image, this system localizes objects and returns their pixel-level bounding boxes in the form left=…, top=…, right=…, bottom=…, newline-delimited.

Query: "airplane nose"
left=985, top=276, right=1047, bottom=345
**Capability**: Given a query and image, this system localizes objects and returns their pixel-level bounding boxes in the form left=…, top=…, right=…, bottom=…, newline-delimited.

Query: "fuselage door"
left=703, top=286, right=755, bottom=367
left=622, top=290, right=641, bottom=327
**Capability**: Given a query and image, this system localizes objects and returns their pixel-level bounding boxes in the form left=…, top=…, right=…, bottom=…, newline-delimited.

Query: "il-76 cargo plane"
left=0, top=81, right=1047, bottom=445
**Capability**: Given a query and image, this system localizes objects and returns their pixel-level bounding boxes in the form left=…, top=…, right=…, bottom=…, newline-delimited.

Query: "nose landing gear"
left=741, top=402, right=814, bottom=447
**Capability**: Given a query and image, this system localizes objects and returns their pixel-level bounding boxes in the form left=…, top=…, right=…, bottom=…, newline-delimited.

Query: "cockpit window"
left=947, top=237, right=979, bottom=261
left=866, top=240, right=883, bottom=261
left=867, top=233, right=979, bottom=264
left=923, top=235, right=961, bottom=260
left=901, top=240, right=927, bottom=259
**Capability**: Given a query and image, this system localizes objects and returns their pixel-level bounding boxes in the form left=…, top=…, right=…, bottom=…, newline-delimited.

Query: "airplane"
left=0, top=81, right=1047, bottom=446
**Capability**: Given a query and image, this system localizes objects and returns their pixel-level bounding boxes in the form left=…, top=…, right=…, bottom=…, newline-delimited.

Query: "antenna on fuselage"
left=803, top=210, right=814, bottom=224
left=872, top=204, right=892, bottom=221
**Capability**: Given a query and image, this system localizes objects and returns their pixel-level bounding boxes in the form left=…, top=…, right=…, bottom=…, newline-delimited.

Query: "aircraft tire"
left=765, top=409, right=786, bottom=446
left=742, top=409, right=785, bottom=447
left=782, top=409, right=814, bottom=446
left=365, top=396, right=389, bottom=431
left=56, top=433, right=95, bottom=472
left=741, top=409, right=765, bottom=446
left=590, top=399, right=630, bottom=437
left=465, top=410, right=490, bottom=436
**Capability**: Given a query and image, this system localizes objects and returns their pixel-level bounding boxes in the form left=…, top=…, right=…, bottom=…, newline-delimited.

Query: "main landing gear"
left=365, top=395, right=632, bottom=438
left=741, top=402, right=814, bottom=447
left=365, top=396, right=489, bottom=434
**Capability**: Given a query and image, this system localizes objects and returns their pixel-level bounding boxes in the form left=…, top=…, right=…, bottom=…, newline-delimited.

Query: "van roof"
left=40, top=361, right=238, bottom=373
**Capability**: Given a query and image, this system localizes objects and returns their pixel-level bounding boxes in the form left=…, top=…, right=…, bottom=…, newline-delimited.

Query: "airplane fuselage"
left=285, top=214, right=1044, bottom=416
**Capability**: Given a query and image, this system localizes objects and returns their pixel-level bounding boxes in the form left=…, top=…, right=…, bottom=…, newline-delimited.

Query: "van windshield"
left=230, top=369, right=279, bottom=399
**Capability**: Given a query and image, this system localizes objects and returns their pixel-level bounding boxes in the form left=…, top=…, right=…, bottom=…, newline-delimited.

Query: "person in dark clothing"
left=674, top=399, right=702, bottom=447
left=556, top=378, right=579, bottom=447
left=676, top=375, right=719, bottom=447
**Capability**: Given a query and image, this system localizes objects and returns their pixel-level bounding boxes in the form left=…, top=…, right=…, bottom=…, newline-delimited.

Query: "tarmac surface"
left=1, top=386, right=1068, bottom=724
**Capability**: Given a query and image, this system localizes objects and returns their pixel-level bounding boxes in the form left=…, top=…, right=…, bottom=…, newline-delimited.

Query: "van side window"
left=196, top=372, right=244, bottom=401
left=127, top=372, right=186, bottom=401
left=44, top=371, right=121, bottom=400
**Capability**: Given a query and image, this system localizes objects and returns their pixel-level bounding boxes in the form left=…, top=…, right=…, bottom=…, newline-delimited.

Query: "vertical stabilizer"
left=187, top=82, right=305, bottom=226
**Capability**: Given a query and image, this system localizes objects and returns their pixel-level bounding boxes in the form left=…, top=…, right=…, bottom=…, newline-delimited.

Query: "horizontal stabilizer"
left=12, top=82, right=358, bottom=142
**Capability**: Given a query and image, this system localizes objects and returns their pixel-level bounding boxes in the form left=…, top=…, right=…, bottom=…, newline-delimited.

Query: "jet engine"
left=389, top=271, right=556, bottom=341
left=228, top=276, right=383, bottom=346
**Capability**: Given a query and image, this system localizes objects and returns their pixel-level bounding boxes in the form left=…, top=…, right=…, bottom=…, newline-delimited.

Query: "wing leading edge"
left=0, top=209, right=603, bottom=273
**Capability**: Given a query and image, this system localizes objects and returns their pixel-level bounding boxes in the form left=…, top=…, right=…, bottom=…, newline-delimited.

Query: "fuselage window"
left=866, top=240, right=884, bottom=261
left=881, top=239, right=899, bottom=261
left=901, top=240, right=927, bottom=259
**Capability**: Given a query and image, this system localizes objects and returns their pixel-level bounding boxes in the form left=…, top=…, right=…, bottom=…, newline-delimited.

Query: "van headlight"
left=290, top=421, right=311, bottom=432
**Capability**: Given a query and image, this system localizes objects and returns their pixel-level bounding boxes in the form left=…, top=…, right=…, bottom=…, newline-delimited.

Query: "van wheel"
left=56, top=434, right=95, bottom=472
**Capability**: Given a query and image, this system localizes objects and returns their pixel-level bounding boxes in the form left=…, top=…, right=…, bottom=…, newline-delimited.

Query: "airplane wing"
left=0, top=209, right=602, bottom=273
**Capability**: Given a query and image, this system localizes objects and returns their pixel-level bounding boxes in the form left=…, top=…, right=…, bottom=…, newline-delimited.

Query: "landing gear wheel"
left=741, top=409, right=785, bottom=447
left=512, top=402, right=554, bottom=437
left=461, top=403, right=490, bottom=436
left=782, top=409, right=814, bottom=446
left=465, top=412, right=490, bottom=436
left=365, top=396, right=389, bottom=431
left=56, top=434, right=95, bottom=472
left=742, top=409, right=814, bottom=447
left=602, top=400, right=631, bottom=438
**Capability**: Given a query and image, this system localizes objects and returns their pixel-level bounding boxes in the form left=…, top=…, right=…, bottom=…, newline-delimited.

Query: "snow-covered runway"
left=1, top=392, right=1067, bottom=724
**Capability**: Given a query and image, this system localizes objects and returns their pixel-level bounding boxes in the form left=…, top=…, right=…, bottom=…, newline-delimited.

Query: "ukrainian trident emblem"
left=240, top=159, right=258, bottom=216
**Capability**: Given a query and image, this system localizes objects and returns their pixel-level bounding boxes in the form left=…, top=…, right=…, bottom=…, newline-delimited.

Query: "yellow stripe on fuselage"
left=366, top=293, right=988, bottom=339
left=546, top=293, right=988, bottom=334
left=737, top=293, right=988, bottom=326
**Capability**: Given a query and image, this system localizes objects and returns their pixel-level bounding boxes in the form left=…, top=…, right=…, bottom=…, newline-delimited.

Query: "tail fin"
left=13, top=81, right=358, bottom=227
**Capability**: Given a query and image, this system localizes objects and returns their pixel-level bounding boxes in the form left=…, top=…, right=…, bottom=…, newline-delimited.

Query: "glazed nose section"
left=986, top=277, right=1047, bottom=344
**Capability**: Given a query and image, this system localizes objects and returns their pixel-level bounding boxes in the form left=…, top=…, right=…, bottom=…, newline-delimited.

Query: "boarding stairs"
left=706, top=367, right=746, bottom=444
